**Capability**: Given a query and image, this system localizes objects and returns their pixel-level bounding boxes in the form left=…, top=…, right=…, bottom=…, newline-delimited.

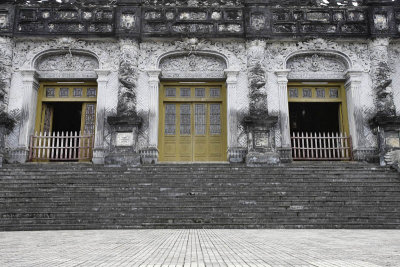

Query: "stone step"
left=1, top=162, right=400, bottom=230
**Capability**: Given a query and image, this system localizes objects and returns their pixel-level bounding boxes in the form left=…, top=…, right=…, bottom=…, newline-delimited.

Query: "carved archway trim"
left=157, top=50, right=229, bottom=80
left=32, top=49, right=100, bottom=70
left=285, top=50, right=352, bottom=70
left=285, top=51, right=352, bottom=80
left=32, top=49, right=101, bottom=80
left=157, top=50, right=229, bottom=69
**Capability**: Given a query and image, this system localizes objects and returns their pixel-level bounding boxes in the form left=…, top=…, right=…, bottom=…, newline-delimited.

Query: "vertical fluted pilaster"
left=147, top=69, right=161, bottom=148
left=92, top=69, right=111, bottom=164
left=275, top=69, right=291, bottom=150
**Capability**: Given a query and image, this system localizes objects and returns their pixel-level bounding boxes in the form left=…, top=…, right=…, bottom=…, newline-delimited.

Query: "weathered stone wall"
left=2, top=0, right=400, bottom=163
left=5, top=37, right=120, bottom=161
left=2, top=1, right=400, bottom=38
left=389, top=41, right=400, bottom=116
left=0, top=37, right=13, bottom=112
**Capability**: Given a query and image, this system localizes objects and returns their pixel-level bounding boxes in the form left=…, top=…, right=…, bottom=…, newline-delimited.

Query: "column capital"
left=225, top=69, right=239, bottom=84
left=95, top=69, right=111, bottom=82
left=275, top=69, right=290, bottom=83
left=345, top=69, right=363, bottom=88
left=146, top=69, right=161, bottom=82
left=19, top=69, right=38, bottom=83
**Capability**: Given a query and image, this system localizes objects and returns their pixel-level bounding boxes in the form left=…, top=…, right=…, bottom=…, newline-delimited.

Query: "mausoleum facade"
left=1, top=0, right=400, bottom=166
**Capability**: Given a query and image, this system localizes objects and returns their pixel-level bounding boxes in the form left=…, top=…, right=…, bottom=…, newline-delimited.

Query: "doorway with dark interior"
left=289, top=102, right=340, bottom=134
left=51, top=102, right=83, bottom=134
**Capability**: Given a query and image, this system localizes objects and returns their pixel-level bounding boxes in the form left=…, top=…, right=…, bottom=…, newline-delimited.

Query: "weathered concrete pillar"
left=92, top=69, right=111, bottom=165
left=275, top=69, right=291, bottom=161
left=14, top=69, right=39, bottom=163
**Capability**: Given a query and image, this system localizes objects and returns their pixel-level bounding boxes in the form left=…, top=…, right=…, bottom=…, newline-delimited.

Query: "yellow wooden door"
left=159, top=83, right=227, bottom=162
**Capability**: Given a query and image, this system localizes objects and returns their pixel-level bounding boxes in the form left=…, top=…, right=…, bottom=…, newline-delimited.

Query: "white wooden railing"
left=291, top=132, right=352, bottom=160
left=29, top=132, right=94, bottom=161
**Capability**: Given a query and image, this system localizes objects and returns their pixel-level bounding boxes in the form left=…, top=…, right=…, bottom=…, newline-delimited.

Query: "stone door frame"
left=145, top=51, right=240, bottom=162
left=275, top=51, right=365, bottom=161
left=12, top=49, right=112, bottom=164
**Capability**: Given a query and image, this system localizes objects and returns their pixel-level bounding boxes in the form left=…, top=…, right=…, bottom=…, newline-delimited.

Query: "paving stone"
left=0, top=230, right=399, bottom=267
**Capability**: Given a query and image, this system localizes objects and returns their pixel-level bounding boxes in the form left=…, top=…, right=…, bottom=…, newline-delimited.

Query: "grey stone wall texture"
left=2, top=0, right=400, bottom=165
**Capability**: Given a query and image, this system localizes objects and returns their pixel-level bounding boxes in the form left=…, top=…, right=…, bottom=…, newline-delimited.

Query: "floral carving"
left=118, top=39, right=139, bottom=116
left=142, top=0, right=243, bottom=6
left=288, top=54, right=346, bottom=73
left=36, top=53, right=99, bottom=71
left=13, top=37, right=119, bottom=71
left=139, top=39, right=246, bottom=71
left=264, top=38, right=370, bottom=72
left=0, top=37, right=13, bottom=112
left=159, top=52, right=228, bottom=79
left=160, top=54, right=226, bottom=78
left=247, top=40, right=268, bottom=117
left=369, top=39, right=396, bottom=118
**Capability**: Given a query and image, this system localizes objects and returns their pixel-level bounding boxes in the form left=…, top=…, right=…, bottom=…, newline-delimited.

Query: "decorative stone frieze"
left=0, top=37, right=13, bottom=112
left=247, top=40, right=267, bottom=118
left=160, top=54, right=226, bottom=79
left=287, top=53, right=347, bottom=80
left=369, top=38, right=396, bottom=118
left=13, top=37, right=119, bottom=72
left=137, top=38, right=247, bottom=158
left=36, top=53, right=99, bottom=71
left=265, top=38, right=370, bottom=73
left=117, top=38, right=139, bottom=117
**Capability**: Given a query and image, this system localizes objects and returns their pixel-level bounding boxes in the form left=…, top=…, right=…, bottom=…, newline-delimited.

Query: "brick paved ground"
left=0, top=230, right=399, bottom=267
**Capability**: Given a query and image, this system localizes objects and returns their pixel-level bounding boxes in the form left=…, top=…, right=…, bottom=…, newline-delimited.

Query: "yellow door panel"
left=159, top=83, right=227, bottom=162
left=178, top=137, right=192, bottom=161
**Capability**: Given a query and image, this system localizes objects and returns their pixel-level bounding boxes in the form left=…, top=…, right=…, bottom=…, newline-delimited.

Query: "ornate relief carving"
left=369, top=38, right=396, bottom=117
left=137, top=39, right=247, bottom=149
left=264, top=38, right=369, bottom=72
left=139, top=39, right=246, bottom=71
left=160, top=54, right=226, bottom=79
left=288, top=54, right=346, bottom=72
left=13, top=37, right=120, bottom=71
left=142, top=0, right=243, bottom=6
left=287, top=53, right=347, bottom=79
left=118, top=39, right=139, bottom=116
left=36, top=53, right=99, bottom=71
left=247, top=40, right=268, bottom=117
left=0, top=37, right=13, bottom=112
left=389, top=42, right=400, bottom=116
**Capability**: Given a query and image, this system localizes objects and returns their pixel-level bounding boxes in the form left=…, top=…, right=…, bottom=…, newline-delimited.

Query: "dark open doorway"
left=52, top=102, right=82, bottom=133
left=289, top=102, right=340, bottom=133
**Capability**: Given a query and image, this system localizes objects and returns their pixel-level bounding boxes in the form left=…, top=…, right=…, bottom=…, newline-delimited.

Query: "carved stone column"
left=275, top=69, right=292, bottom=162
left=142, top=69, right=161, bottom=164
left=13, top=69, right=39, bottom=163
left=345, top=70, right=363, bottom=159
left=225, top=69, right=240, bottom=161
left=92, top=69, right=111, bottom=165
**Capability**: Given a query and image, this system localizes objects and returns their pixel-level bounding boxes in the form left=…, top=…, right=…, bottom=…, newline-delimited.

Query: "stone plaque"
left=254, top=131, right=269, bottom=148
left=116, top=132, right=134, bottom=147
left=386, top=137, right=400, bottom=148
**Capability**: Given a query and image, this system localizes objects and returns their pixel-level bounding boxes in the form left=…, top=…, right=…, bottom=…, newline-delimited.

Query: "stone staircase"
left=0, top=162, right=400, bottom=231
